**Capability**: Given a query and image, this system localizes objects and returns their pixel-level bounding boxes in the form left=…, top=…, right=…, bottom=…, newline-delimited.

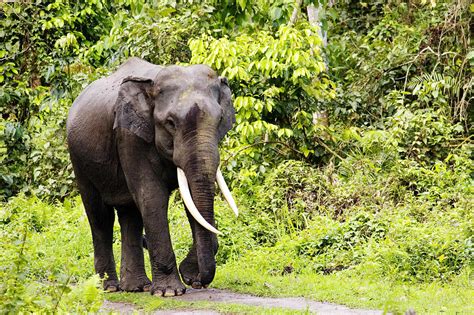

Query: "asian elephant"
left=66, top=57, right=238, bottom=296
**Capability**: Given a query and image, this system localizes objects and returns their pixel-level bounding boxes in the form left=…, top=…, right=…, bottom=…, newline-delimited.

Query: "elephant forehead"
left=178, top=87, right=193, bottom=100
left=187, top=64, right=217, bottom=78
left=156, top=65, right=217, bottom=83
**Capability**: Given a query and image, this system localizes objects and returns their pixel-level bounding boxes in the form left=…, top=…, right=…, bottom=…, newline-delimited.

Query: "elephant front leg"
left=141, top=197, right=186, bottom=297
left=179, top=207, right=218, bottom=289
left=116, top=132, right=185, bottom=296
left=179, top=207, right=201, bottom=288
left=179, top=242, right=202, bottom=288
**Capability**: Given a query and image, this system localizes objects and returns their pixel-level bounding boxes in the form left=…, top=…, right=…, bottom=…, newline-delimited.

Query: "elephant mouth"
left=177, top=167, right=238, bottom=234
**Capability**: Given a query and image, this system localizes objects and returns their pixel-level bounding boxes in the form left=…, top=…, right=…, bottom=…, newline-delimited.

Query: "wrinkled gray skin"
left=66, top=57, right=235, bottom=296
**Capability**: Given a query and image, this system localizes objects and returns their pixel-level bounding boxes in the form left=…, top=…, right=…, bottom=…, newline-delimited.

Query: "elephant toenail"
left=143, top=285, right=151, bottom=292
left=106, top=285, right=119, bottom=292
left=164, top=288, right=175, bottom=297
left=192, top=282, right=202, bottom=289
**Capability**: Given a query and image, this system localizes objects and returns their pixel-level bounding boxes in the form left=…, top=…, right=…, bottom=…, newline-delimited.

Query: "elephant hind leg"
left=117, top=204, right=151, bottom=292
left=78, top=179, right=118, bottom=291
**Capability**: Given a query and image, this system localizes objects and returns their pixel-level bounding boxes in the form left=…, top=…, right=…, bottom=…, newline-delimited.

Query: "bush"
left=217, top=151, right=473, bottom=282
left=0, top=195, right=102, bottom=312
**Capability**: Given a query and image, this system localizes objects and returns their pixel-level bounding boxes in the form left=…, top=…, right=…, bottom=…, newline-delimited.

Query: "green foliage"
left=87, top=1, right=214, bottom=66
left=2, top=0, right=471, bottom=198
left=224, top=157, right=473, bottom=283
left=0, top=195, right=102, bottom=312
left=236, top=161, right=328, bottom=239
left=0, top=0, right=114, bottom=200
left=0, top=94, right=76, bottom=200
left=326, top=0, right=472, bottom=129
left=191, top=23, right=335, bottom=164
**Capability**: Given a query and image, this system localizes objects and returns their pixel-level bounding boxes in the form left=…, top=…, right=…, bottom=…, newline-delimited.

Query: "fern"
left=408, top=73, right=463, bottom=99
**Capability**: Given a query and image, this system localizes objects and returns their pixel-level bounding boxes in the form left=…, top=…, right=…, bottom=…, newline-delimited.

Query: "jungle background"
left=0, top=0, right=472, bottom=313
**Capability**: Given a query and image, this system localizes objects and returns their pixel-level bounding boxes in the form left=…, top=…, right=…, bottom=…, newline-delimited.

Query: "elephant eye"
left=165, top=117, right=176, bottom=131
left=220, top=77, right=229, bottom=86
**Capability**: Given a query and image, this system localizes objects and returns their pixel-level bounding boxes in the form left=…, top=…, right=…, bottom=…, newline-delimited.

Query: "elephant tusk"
left=177, top=168, right=222, bottom=235
left=216, top=168, right=239, bottom=217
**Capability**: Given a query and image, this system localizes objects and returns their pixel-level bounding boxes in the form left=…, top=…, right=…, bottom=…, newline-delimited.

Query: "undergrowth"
left=216, top=149, right=473, bottom=284
left=1, top=144, right=471, bottom=312
left=0, top=196, right=101, bottom=313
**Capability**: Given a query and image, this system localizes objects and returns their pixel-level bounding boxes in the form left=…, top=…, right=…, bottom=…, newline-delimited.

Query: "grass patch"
left=214, top=264, right=473, bottom=314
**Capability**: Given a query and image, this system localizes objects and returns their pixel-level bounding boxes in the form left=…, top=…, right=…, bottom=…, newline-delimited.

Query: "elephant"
left=66, top=57, right=238, bottom=297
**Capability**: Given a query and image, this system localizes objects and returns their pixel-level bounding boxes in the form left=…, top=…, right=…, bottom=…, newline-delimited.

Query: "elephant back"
left=66, top=58, right=162, bottom=163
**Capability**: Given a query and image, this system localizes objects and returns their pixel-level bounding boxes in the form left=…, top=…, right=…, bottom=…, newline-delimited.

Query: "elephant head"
left=112, top=64, right=238, bottom=286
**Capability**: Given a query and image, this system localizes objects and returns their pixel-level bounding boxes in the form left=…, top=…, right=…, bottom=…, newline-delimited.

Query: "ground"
left=101, top=288, right=384, bottom=314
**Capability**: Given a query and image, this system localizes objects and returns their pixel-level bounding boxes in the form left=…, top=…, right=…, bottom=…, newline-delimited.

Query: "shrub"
left=0, top=195, right=102, bottom=312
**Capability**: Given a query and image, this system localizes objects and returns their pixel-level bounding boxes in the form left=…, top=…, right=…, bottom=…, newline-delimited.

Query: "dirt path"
left=101, top=288, right=383, bottom=314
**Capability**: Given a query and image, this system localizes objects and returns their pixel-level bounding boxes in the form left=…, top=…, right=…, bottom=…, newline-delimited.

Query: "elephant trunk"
left=176, top=132, right=220, bottom=285
left=188, top=175, right=218, bottom=285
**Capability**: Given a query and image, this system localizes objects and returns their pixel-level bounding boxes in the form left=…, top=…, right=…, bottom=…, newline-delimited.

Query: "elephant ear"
left=113, top=76, right=155, bottom=143
left=217, top=77, right=236, bottom=141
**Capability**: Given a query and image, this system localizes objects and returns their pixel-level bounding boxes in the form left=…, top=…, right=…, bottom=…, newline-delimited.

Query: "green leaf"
left=270, top=7, right=282, bottom=21
left=237, top=0, right=247, bottom=10
left=466, top=50, right=474, bottom=60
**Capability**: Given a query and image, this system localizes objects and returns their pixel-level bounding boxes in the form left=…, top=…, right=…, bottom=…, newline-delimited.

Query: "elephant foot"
left=179, top=256, right=207, bottom=289
left=179, top=256, right=198, bottom=286
left=151, top=274, right=186, bottom=297
left=104, top=279, right=120, bottom=292
left=120, top=275, right=152, bottom=292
